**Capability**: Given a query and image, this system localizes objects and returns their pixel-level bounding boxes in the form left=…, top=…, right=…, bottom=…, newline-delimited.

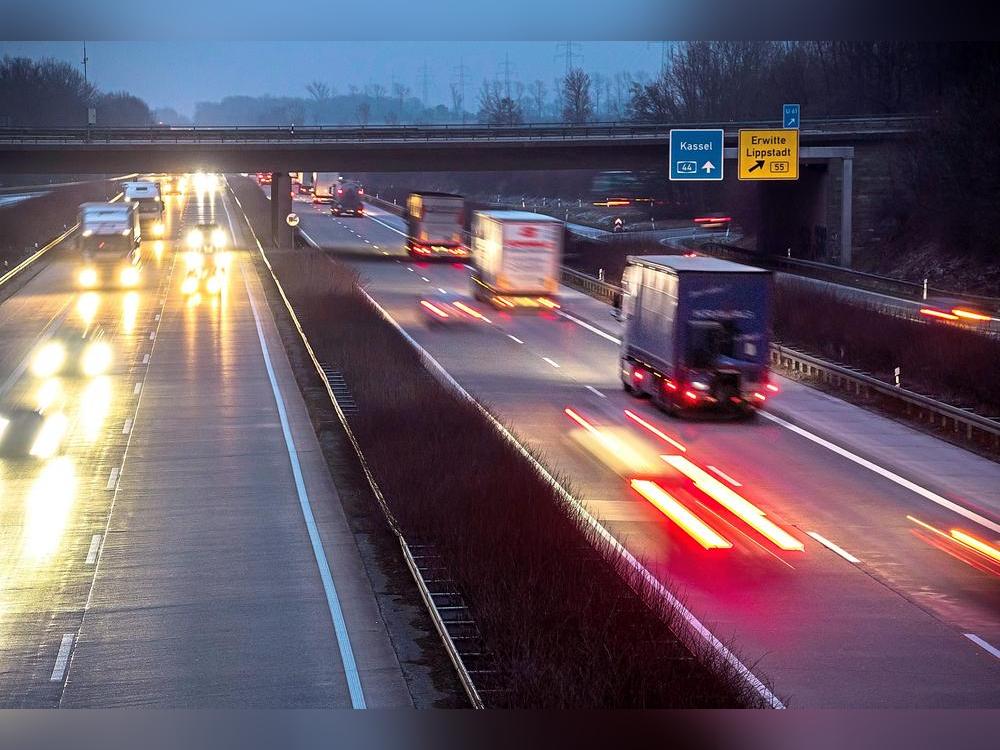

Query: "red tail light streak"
left=663, top=455, right=804, bottom=551
left=631, top=480, right=733, bottom=550
left=420, top=299, right=449, bottom=319
left=452, top=301, right=491, bottom=323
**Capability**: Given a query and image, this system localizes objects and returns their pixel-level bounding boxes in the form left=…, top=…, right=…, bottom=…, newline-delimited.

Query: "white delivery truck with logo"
left=471, top=211, right=563, bottom=307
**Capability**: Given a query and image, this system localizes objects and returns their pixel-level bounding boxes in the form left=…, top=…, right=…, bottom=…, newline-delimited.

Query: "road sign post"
left=286, top=212, right=299, bottom=248
left=738, top=129, right=799, bottom=180
left=669, top=129, right=724, bottom=181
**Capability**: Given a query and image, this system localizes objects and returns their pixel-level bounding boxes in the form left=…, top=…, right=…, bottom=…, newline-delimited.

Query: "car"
left=0, top=407, right=67, bottom=458
left=182, top=223, right=230, bottom=295
left=29, top=327, right=112, bottom=379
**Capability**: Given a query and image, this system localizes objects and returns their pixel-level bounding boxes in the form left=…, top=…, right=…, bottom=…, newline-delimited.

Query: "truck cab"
left=76, top=202, right=142, bottom=288
left=122, top=180, right=165, bottom=237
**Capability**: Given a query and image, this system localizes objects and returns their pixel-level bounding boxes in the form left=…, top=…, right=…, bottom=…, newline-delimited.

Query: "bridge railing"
left=0, top=115, right=928, bottom=145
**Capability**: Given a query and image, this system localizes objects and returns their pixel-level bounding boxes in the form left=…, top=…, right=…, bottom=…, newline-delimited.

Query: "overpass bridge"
left=0, top=117, right=924, bottom=264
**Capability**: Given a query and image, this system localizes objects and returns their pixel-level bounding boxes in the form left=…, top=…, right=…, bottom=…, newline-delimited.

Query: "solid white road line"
left=557, top=310, right=622, bottom=344
left=85, top=534, right=102, bottom=565
left=242, top=264, right=367, bottom=710
left=50, top=634, right=74, bottom=681
left=365, top=213, right=407, bottom=237
left=106, top=467, right=119, bottom=490
left=964, top=633, right=1000, bottom=660
left=585, top=385, right=606, bottom=398
left=806, top=531, right=861, bottom=564
left=761, top=412, right=1000, bottom=535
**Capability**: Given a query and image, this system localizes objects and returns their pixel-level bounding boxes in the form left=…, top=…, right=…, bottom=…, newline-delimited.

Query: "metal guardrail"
left=0, top=115, right=925, bottom=146
left=557, top=267, right=1000, bottom=449
left=695, top=242, right=1000, bottom=313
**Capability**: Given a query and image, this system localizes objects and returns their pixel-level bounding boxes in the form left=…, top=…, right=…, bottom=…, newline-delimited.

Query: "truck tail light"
left=683, top=390, right=699, bottom=402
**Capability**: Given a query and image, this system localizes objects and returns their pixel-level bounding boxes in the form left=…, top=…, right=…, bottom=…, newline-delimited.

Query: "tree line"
left=0, top=56, right=152, bottom=127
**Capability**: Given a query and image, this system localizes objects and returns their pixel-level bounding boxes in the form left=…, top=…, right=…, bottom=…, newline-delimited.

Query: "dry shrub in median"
left=268, top=248, right=768, bottom=708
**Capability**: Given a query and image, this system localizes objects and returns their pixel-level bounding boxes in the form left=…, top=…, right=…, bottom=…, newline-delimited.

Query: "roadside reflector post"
left=923, top=278, right=928, bottom=300
left=894, top=367, right=901, bottom=388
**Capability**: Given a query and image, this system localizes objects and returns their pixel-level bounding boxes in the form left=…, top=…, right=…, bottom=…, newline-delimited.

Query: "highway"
left=287, top=189, right=1000, bottom=707
left=0, top=183, right=414, bottom=707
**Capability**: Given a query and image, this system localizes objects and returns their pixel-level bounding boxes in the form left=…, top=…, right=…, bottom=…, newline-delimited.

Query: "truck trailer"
left=122, top=180, right=164, bottom=237
left=404, top=192, right=467, bottom=258
left=614, top=255, right=773, bottom=416
left=471, top=211, right=563, bottom=307
left=76, top=202, right=142, bottom=288
left=312, top=172, right=342, bottom=203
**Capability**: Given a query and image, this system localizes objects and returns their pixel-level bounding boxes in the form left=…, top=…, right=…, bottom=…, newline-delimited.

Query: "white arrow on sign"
left=701, top=161, right=716, bottom=173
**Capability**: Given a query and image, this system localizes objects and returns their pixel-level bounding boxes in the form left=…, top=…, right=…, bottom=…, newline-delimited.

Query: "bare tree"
left=392, top=82, right=410, bottom=117
left=355, top=101, right=371, bottom=126
left=306, top=81, right=331, bottom=101
left=528, top=80, right=547, bottom=120
left=591, top=72, right=604, bottom=120
left=477, top=79, right=523, bottom=125
left=560, top=68, right=593, bottom=123
left=370, top=83, right=386, bottom=107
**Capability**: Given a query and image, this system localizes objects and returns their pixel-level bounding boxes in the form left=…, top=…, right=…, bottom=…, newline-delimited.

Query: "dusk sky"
left=0, top=41, right=667, bottom=116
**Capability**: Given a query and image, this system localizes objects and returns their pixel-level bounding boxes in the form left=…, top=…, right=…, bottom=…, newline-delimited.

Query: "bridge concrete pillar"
left=839, top=157, right=853, bottom=267
left=270, top=171, right=293, bottom=247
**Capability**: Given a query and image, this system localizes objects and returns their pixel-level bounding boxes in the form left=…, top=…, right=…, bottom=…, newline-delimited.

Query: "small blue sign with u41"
left=669, top=129, right=724, bottom=181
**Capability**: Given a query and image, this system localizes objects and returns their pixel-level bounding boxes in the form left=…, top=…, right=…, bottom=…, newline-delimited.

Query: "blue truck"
left=613, top=255, right=773, bottom=416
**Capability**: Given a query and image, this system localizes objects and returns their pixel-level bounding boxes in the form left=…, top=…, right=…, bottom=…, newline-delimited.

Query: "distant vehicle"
left=613, top=255, right=773, bottom=416
left=257, top=172, right=272, bottom=186
left=122, top=180, right=165, bottom=236
left=299, top=172, right=315, bottom=195
left=312, top=172, right=342, bottom=203
left=331, top=184, right=364, bottom=216
left=76, top=202, right=142, bottom=288
left=404, top=192, right=467, bottom=258
left=471, top=211, right=562, bottom=307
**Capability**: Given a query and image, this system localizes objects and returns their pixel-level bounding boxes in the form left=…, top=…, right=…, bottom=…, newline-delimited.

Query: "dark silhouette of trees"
left=477, top=80, right=523, bottom=125
left=560, top=68, right=593, bottom=123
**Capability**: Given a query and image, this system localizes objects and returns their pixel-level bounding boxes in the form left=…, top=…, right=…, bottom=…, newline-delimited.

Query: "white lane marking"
left=122, top=418, right=132, bottom=435
left=964, top=633, right=1000, bottom=660
left=142, top=353, right=150, bottom=364
left=373, top=245, right=380, bottom=249
left=761, top=412, right=1000, bottom=535
left=707, top=465, right=742, bottom=487
left=406, top=267, right=415, bottom=272
left=106, top=467, right=119, bottom=490
left=806, top=531, right=861, bottom=564
left=242, top=265, right=367, bottom=710
left=585, top=385, right=606, bottom=398
left=557, top=310, right=621, bottom=344
left=359, top=288, right=784, bottom=709
left=438, top=288, right=448, bottom=294
left=85, top=534, right=102, bottom=565
left=133, top=382, right=142, bottom=395
left=154, top=313, right=160, bottom=321
left=420, top=277, right=430, bottom=283
left=50, top=634, right=74, bottom=681
left=149, top=331, right=155, bottom=340
left=507, top=335, right=524, bottom=344
left=542, top=357, right=561, bottom=369
left=299, top=229, right=319, bottom=248
left=365, top=213, right=407, bottom=237
left=363, top=239, right=371, bottom=244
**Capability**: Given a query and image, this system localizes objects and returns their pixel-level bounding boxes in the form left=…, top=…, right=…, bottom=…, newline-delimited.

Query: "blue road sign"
left=669, top=129, right=724, bottom=181
left=783, top=104, right=800, bottom=129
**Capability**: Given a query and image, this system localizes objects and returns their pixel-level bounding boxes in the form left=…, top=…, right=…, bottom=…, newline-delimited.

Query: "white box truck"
left=76, top=202, right=142, bottom=288
left=122, top=180, right=164, bottom=237
left=471, top=211, right=562, bottom=307
left=405, top=192, right=467, bottom=258
left=312, top=172, right=342, bottom=203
